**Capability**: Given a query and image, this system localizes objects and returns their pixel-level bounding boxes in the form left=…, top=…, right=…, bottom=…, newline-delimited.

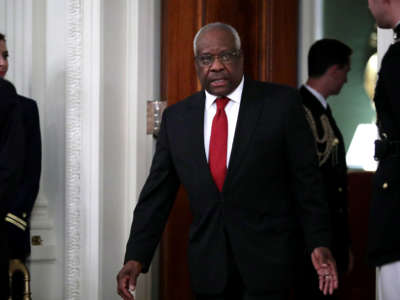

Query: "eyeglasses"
left=195, top=50, right=241, bottom=67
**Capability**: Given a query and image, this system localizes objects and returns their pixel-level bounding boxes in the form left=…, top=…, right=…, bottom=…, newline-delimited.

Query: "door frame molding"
left=64, top=0, right=160, bottom=299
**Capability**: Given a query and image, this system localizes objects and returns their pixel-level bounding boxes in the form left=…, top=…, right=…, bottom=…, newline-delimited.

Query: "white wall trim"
left=65, top=0, right=103, bottom=298
left=81, top=0, right=102, bottom=298
left=126, top=0, right=161, bottom=299
left=298, top=0, right=324, bottom=85
left=65, top=0, right=83, bottom=298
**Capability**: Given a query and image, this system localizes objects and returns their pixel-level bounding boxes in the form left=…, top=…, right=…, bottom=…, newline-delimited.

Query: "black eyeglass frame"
left=194, top=49, right=242, bottom=67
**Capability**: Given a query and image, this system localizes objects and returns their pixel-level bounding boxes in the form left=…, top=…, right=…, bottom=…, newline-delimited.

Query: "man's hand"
left=311, top=247, right=339, bottom=295
left=117, top=260, right=142, bottom=300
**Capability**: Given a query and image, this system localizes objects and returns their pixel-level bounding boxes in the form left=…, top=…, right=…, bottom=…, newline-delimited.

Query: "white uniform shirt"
left=304, top=84, right=328, bottom=109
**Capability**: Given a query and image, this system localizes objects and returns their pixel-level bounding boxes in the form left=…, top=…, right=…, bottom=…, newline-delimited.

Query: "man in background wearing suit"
left=296, top=39, right=353, bottom=300
left=117, top=22, right=339, bottom=300
left=0, top=33, right=42, bottom=265
left=0, top=78, right=25, bottom=299
left=367, top=0, right=400, bottom=299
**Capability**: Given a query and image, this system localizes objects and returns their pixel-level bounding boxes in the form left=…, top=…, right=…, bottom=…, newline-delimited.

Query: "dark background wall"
left=323, top=0, right=376, bottom=154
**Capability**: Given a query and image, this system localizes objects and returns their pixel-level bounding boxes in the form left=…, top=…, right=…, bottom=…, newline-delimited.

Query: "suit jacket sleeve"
left=285, top=90, right=331, bottom=252
left=6, top=99, right=41, bottom=232
left=124, top=108, right=180, bottom=272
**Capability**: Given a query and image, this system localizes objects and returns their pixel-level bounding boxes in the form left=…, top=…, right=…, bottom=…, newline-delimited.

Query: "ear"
left=326, top=65, right=340, bottom=76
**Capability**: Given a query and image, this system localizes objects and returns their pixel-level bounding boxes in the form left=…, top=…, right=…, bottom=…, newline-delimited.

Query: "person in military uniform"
left=0, top=78, right=25, bottom=299
left=367, top=1, right=400, bottom=299
left=0, top=33, right=42, bottom=262
left=294, top=39, right=353, bottom=300
left=1, top=33, right=41, bottom=299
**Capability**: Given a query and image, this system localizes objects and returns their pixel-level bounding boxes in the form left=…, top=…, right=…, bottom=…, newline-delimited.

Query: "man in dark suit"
left=0, top=78, right=25, bottom=299
left=367, top=1, right=400, bottom=299
left=117, top=22, right=339, bottom=300
left=0, top=33, right=42, bottom=262
left=295, top=39, right=352, bottom=300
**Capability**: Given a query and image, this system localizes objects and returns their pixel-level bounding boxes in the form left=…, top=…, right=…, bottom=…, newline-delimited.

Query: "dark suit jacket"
left=368, top=41, right=400, bottom=267
left=125, top=78, right=331, bottom=294
left=299, top=86, right=350, bottom=272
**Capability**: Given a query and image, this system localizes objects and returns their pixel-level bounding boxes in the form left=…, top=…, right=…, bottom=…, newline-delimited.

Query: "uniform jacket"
left=0, top=78, right=25, bottom=260
left=3, top=82, right=41, bottom=259
left=368, top=41, right=400, bottom=267
left=125, top=78, right=332, bottom=294
left=299, top=86, right=350, bottom=272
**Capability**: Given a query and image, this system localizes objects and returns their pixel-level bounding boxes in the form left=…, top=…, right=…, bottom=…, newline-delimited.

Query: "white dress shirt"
left=204, top=76, right=244, bottom=167
left=304, top=84, right=328, bottom=109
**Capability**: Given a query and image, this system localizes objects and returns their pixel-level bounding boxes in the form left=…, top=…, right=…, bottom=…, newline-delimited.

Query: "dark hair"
left=308, top=39, right=352, bottom=78
left=0, top=33, right=5, bottom=42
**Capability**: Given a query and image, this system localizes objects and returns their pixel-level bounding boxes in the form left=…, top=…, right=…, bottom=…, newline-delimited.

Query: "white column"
left=298, top=0, right=324, bottom=85
left=64, top=0, right=103, bottom=298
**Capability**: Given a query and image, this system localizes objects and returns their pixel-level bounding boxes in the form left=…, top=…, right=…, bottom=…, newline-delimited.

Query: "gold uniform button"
left=383, top=182, right=389, bottom=189
left=333, top=138, right=339, bottom=146
left=338, top=187, right=343, bottom=192
left=22, top=212, right=27, bottom=218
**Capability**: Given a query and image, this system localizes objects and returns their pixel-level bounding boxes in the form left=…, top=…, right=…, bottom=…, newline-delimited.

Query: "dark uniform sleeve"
left=5, top=98, right=41, bottom=258
left=381, top=50, right=400, bottom=129
left=0, top=80, right=25, bottom=226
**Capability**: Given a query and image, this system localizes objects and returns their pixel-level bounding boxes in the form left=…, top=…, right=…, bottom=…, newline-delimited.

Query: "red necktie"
left=209, top=97, right=230, bottom=192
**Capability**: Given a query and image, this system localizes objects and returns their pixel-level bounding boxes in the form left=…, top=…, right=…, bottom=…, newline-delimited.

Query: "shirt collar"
left=205, top=75, right=244, bottom=110
left=304, top=84, right=328, bottom=109
left=394, top=20, right=400, bottom=42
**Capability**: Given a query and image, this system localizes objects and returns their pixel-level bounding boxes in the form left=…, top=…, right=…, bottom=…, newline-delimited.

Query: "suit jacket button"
left=22, top=212, right=27, bottom=218
left=332, top=138, right=339, bottom=146
left=382, top=182, right=389, bottom=189
left=338, top=187, right=343, bottom=192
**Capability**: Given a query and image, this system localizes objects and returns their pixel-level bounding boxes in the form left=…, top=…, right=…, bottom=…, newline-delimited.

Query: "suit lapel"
left=224, top=78, right=265, bottom=190
left=186, top=79, right=265, bottom=193
left=185, top=92, right=214, bottom=182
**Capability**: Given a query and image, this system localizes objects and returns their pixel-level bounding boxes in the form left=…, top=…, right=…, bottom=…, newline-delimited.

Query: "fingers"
left=317, top=263, right=339, bottom=295
left=117, top=270, right=135, bottom=300
left=117, top=261, right=142, bottom=299
left=312, top=247, right=339, bottom=295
